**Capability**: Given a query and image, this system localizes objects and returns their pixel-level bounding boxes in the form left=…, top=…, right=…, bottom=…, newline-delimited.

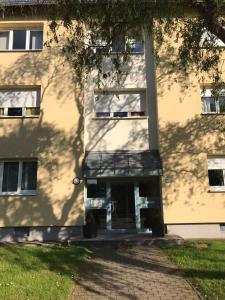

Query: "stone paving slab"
left=71, top=245, right=201, bottom=300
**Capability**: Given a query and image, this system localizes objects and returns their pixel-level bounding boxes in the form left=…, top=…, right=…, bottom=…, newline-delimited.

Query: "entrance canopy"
left=83, top=150, right=163, bottom=178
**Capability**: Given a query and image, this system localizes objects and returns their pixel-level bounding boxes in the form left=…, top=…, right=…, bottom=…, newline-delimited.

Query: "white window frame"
left=111, top=36, right=144, bottom=54
left=201, top=88, right=225, bottom=114
left=95, top=35, right=144, bottom=54
left=0, top=88, right=41, bottom=118
left=0, top=160, right=37, bottom=196
left=0, top=29, right=43, bottom=51
left=0, top=107, right=40, bottom=118
left=93, top=89, right=147, bottom=119
left=208, top=157, right=225, bottom=192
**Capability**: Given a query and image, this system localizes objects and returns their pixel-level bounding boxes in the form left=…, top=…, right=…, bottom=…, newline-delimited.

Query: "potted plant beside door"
left=83, top=210, right=98, bottom=238
left=151, top=208, right=165, bottom=237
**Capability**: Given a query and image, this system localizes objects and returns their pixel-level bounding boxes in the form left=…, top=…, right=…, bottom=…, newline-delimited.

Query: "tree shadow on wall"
left=0, top=48, right=84, bottom=240
left=160, top=115, right=225, bottom=209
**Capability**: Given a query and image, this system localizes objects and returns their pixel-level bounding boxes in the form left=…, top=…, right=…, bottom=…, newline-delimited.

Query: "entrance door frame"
left=100, top=181, right=141, bottom=231
left=84, top=178, right=161, bottom=233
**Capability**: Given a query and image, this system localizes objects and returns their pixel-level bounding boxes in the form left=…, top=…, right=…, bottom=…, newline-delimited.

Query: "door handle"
left=111, top=200, right=116, bottom=212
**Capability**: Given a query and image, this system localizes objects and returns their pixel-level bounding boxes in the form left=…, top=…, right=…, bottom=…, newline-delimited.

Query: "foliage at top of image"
left=1, top=0, right=225, bottom=91
left=43, top=0, right=225, bottom=88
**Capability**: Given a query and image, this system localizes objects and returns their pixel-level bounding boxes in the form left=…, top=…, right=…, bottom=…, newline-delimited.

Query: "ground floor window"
left=0, top=160, right=37, bottom=195
left=208, top=157, right=225, bottom=191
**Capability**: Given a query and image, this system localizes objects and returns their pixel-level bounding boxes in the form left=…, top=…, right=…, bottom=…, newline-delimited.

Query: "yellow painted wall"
left=0, top=20, right=84, bottom=226
left=157, top=56, right=225, bottom=223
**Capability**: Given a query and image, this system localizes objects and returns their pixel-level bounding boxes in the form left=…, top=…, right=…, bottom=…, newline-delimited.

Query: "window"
left=14, top=227, right=30, bottom=238
left=95, top=33, right=144, bottom=54
left=87, top=182, right=106, bottom=198
left=220, top=224, right=225, bottom=232
left=201, top=88, right=225, bottom=114
left=208, top=157, right=225, bottom=191
left=94, top=90, right=146, bottom=118
left=0, top=160, right=37, bottom=195
left=0, top=89, right=40, bottom=117
left=0, top=31, right=9, bottom=50
left=0, top=29, right=43, bottom=51
left=111, top=35, right=144, bottom=54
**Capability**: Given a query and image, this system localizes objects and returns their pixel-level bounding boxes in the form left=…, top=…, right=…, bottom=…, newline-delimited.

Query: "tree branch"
left=189, top=0, right=225, bottom=44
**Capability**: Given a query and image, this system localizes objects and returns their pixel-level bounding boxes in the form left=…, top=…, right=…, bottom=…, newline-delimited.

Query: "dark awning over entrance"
left=83, top=150, right=163, bottom=178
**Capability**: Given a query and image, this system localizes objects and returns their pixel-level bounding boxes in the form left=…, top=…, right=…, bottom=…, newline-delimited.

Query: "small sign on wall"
left=87, top=179, right=97, bottom=185
left=91, top=199, right=102, bottom=208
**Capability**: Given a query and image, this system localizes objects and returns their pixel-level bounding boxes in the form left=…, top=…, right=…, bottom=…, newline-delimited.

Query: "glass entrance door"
left=111, top=183, right=136, bottom=229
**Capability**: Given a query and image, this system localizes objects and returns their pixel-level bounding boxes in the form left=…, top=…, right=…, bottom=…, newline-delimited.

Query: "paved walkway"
left=71, top=245, right=201, bottom=300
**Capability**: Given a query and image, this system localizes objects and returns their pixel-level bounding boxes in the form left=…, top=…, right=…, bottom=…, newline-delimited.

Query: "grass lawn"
left=163, top=240, right=225, bottom=300
left=0, top=244, right=89, bottom=300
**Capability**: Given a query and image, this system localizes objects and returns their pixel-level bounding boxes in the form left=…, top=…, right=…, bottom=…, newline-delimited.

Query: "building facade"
left=0, top=2, right=225, bottom=241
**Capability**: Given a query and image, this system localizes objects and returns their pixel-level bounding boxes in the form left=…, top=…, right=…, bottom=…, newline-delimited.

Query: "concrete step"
left=68, top=234, right=184, bottom=247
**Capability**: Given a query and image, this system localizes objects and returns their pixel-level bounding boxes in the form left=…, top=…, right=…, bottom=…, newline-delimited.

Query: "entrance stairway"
left=68, top=233, right=184, bottom=247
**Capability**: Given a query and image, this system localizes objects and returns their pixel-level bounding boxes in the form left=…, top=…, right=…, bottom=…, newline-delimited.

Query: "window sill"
left=0, top=49, right=43, bottom=53
left=208, top=188, right=225, bottom=193
left=92, top=116, right=149, bottom=120
left=110, top=52, right=144, bottom=55
left=0, top=115, right=40, bottom=119
left=201, top=113, right=225, bottom=116
left=0, top=192, right=37, bottom=196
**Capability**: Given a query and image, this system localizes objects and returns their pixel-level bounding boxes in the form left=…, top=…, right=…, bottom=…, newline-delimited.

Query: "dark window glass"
left=2, top=162, right=19, bottom=192
left=87, top=183, right=106, bottom=198
left=113, top=112, right=128, bottom=117
left=131, top=111, right=145, bottom=117
left=8, top=107, right=22, bottom=116
left=127, top=39, right=144, bottom=53
left=112, top=37, right=125, bottom=53
left=220, top=224, right=225, bottom=232
left=139, top=177, right=160, bottom=197
left=14, top=227, right=29, bottom=238
left=96, top=112, right=110, bottom=117
left=13, top=30, right=26, bottom=50
left=208, top=169, right=224, bottom=186
left=219, top=98, right=225, bottom=113
left=202, top=97, right=217, bottom=113
left=29, top=31, right=43, bottom=50
left=21, top=161, right=37, bottom=190
left=209, top=98, right=217, bottom=112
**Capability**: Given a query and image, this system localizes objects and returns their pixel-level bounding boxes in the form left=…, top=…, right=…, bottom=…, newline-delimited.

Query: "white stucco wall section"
left=84, top=55, right=149, bottom=151
left=84, top=29, right=159, bottom=152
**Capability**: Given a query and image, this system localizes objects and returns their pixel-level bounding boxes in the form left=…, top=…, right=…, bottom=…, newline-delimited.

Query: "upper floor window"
left=0, top=160, right=37, bottom=195
left=0, top=29, right=43, bottom=51
left=208, top=157, right=225, bottom=192
left=94, top=90, right=146, bottom=118
left=111, top=36, right=144, bottom=54
left=95, top=33, right=144, bottom=54
left=0, top=88, right=41, bottom=118
left=201, top=88, right=225, bottom=114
